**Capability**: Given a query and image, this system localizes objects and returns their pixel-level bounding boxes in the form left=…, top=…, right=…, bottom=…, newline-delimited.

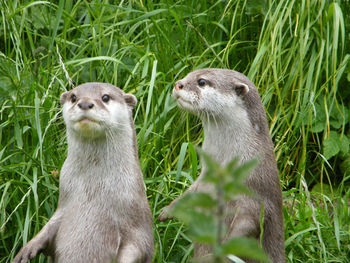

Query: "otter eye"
left=102, top=94, right=110, bottom=103
left=198, top=79, right=206, bottom=87
left=71, top=94, right=77, bottom=103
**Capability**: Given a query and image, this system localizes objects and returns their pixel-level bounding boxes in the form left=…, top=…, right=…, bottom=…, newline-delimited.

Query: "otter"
left=158, top=69, right=285, bottom=263
left=13, top=83, right=154, bottom=263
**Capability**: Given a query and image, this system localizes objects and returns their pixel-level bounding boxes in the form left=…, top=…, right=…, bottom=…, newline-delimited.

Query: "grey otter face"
left=61, top=82, right=137, bottom=139
left=172, top=69, right=249, bottom=117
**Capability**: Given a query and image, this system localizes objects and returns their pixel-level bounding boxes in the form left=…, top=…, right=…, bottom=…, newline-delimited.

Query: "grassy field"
left=1, top=0, right=349, bottom=262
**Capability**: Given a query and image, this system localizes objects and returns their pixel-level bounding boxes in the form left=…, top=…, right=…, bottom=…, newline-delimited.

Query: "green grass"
left=0, top=0, right=349, bottom=262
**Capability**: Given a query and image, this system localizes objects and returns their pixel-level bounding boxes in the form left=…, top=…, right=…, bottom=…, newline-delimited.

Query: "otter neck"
left=66, top=126, right=138, bottom=175
left=201, top=114, right=259, bottom=165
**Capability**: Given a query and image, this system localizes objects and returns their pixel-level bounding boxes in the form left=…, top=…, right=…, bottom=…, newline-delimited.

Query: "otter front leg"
left=13, top=210, right=62, bottom=263
left=116, top=244, right=151, bottom=263
left=228, top=213, right=260, bottom=239
left=226, top=200, right=260, bottom=239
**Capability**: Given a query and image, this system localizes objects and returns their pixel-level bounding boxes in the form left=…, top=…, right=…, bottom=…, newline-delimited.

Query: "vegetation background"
left=0, top=0, right=349, bottom=262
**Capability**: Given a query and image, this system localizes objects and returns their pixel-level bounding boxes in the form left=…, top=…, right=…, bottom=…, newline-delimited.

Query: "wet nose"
left=175, top=82, right=184, bottom=91
left=78, top=101, right=94, bottom=110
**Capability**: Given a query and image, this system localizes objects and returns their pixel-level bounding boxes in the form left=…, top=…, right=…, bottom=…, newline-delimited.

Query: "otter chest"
left=60, top=161, right=135, bottom=209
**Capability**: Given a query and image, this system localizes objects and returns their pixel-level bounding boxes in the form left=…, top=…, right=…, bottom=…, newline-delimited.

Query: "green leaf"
left=340, top=154, right=350, bottom=175
left=339, top=134, right=349, bottom=154
left=14, top=121, right=23, bottom=149
left=197, top=149, right=222, bottom=184
left=189, top=211, right=217, bottom=244
left=172, top=208, right=217, bottom=244
left=188, top=143, right=198, bottom=179
left=171, top=192, right=217, bottom=212
left=176, top=142, right=188, bottom=182
left=311, top=102, right=327, bottom=133
left=323, top=131, right=349, bottom=159
left=223, top=183, right=252, bottom=200
left=34, top=92, right=42, bottom=160
left=227, top=158, right=259, bottom=182
left=330, top=104, right=348, bottom=128
left=49, top=0, right=65, bottom=51
left=323, top=131, right=340, bottom=159
left=220, top=237, right=270, bottom=262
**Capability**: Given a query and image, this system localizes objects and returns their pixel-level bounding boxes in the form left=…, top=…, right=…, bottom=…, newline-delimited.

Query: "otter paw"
left=13, top=242, right=42, bottom=263
left=157, top=207, right=173, bottom=222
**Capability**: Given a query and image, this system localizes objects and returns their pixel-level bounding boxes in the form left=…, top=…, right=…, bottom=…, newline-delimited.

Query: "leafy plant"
left=0, top=0, right=349, bottom=262
left=168, top=149, right=269, bottom=263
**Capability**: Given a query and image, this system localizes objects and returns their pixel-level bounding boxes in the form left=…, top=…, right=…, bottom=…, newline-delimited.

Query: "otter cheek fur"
left=162, top=69, right=285, bottom=263
left=13, top=83, right=154, bottom=263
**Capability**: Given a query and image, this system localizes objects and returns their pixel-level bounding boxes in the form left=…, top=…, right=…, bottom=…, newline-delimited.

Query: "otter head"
left=60, top=82, right=137, bottom=139
left=172, top=68, right=250, bottom=119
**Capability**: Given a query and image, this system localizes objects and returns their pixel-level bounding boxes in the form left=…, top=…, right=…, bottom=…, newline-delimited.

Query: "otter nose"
left=78, top=101, right=94, bottom=110
left=175, top=82, right=184, bottom=91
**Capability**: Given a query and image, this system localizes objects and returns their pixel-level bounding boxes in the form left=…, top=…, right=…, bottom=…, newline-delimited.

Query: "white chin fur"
left=71, top=120, right=105, bottom=139
left=63, top=105, right=106, bottom=139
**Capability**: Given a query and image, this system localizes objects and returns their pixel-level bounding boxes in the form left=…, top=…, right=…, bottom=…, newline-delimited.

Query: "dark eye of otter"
left=197, top=79, right=206, bottom=87
left=71, top=94, right=77, bottom=103
left=102, top=94, right=110, bottom=103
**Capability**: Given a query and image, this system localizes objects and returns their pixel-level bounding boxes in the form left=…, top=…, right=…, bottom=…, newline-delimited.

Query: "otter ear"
left=233, top=83, right=249, bottom=97
left=124, top=94, right=137, bottom=108
left=60, top=91, right=69, bottom=105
